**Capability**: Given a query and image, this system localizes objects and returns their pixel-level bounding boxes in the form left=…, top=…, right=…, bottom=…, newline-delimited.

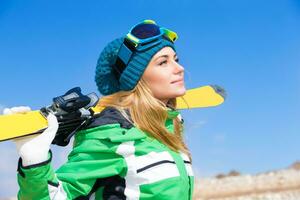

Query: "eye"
left=158, top=60, right=168, bottom=66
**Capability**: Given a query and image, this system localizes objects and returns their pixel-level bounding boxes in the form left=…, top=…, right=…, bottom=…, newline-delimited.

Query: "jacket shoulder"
left=87, top=106, right=133, bottom=129
left=75, top=107, right=146, bottom=143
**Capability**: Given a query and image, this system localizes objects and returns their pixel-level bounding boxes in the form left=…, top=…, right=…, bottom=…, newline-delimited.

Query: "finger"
left=13, top=134, right=37, bottom=146
left=13, top=134, right=37, bottom=142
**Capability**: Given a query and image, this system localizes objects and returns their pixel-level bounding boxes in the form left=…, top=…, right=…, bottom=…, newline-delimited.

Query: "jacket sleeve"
left=17, top=127, right=127, bottom=200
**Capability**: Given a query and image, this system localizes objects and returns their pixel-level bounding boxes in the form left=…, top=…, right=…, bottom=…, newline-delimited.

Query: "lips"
left=171, top=79, right=184, bottom=84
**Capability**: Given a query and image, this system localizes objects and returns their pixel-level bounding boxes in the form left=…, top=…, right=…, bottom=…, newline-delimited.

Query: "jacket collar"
left=167, top=107, right=180, bottom=119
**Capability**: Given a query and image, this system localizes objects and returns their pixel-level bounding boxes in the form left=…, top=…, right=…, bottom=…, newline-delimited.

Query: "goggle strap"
left=114, top=57, right=125, bottom=81
left=118, top=43, right=133, bottom=65
left=140, top=38, right=160, bottom=47
left=162, top=35, right=173, bottom=43
left=114, top=39, right=135, bottom=80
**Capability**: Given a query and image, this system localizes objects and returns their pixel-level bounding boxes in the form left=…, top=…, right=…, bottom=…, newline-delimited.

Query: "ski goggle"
left=114, top=20, right=178, bottom=79
left=126, top=19, right=178, bottom=51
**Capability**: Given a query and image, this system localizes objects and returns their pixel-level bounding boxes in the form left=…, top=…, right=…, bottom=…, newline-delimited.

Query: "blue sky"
left=1, top=0, right=300, bottom=197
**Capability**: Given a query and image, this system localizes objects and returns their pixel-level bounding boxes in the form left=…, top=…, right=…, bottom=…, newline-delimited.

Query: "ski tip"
left=210, top=85, right=227, bottom=100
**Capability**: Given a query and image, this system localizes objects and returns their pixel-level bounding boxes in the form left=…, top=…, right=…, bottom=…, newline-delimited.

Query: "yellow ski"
left=0, top=85, right=226, bottom=142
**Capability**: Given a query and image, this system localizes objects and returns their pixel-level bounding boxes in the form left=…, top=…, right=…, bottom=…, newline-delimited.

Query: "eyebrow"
left=154, top=54, right=178, bottom=62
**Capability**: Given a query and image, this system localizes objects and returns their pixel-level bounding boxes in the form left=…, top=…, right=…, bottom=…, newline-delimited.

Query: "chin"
left=155, top=85, right=186, bottom=100
left=171, top=86, right=186, bottom=98
left=177, top=87, right=186, bottom=97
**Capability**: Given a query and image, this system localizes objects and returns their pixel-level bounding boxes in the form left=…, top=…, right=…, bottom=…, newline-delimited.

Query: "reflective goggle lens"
left=131, top=23, right=161, bottom=39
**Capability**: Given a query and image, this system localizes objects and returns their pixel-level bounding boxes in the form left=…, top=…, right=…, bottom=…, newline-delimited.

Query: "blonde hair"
left=96, top=78, right=191, bottom=159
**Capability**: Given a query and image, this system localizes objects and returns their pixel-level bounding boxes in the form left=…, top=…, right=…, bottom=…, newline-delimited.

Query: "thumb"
left=47, top=113, right=59, bottom=131
left=38, top=113, right=59, bottom=142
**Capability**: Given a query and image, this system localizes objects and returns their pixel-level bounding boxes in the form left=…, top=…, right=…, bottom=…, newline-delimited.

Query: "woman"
left=5, top=20, right=194, bottom=200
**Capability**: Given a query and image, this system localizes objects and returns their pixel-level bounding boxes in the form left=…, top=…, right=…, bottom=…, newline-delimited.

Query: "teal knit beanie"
left=95, top=30, right=176, bottom=96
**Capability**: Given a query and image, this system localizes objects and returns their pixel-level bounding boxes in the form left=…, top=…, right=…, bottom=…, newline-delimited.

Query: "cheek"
left=144, top=69, right=171, bottom=94
left=150, top=73, right=170, bottom=86
left=144, top=67, right=169, bottom=84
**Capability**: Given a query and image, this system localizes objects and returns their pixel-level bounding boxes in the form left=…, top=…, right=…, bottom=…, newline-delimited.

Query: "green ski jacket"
left=17, top=107, right=194, bottom=200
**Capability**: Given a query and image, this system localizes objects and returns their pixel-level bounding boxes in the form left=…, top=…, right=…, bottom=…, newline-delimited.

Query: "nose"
left=172, top=60, right=184, bottom=75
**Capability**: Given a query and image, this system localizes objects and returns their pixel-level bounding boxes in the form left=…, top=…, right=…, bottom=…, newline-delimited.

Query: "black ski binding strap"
left=40, top=87, right=99, bottom=146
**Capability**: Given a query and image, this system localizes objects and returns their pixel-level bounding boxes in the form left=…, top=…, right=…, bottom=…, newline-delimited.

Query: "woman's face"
left=142, top=47, right=186, bottom=104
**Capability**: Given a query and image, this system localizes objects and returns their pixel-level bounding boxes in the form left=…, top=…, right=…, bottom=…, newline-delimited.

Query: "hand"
left=3, top=106, right=58, bottom=166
